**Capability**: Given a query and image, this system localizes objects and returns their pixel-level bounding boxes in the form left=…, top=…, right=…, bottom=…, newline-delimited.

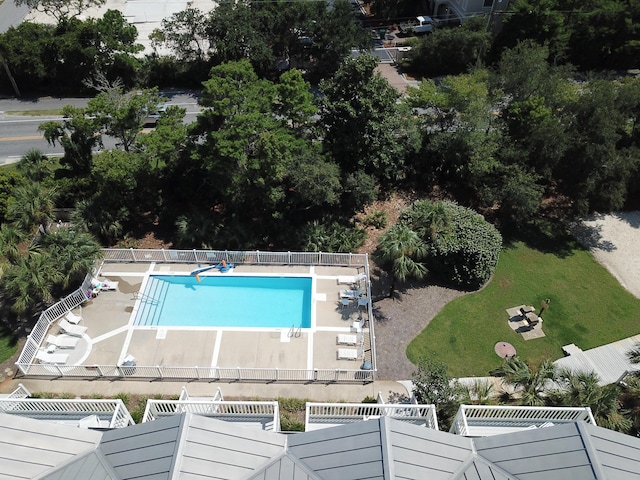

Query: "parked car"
left=399, top=16, right=439, bottom=35
left=144, top=103, right=168, bottom=126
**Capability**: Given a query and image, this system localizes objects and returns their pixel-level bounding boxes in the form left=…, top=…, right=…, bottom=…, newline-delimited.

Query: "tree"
left=0, top=22, right=55, bottom=92
left=39, top=105, right=101, bottom=175
left=0, top=169, right=20, bottom=223
left=150, top=7, right=209, bottom=62
left=87, top=87, right=164, bottom=152
left=553, top=368, right=631, bottom=433
left=401, top=200, right=502, bottom=290
left=0, top=224, right=24, bottom=264
left=401, top=17, right=491, bottom=77
left=375, top=224, right=428, bottom=298
left=16, top=149, right=55, bottom=182
left=14, top=0, right=105, bottom=21
left=412, top=358, right=459, bottom=429
left=38, top=227, right=102, bottom=289
left=275, top=69, right=317, bottom=134
left=626, top=342, right=640, bottom=364
left=491, top=357, right=557, bottom=406
left=492, top=0, right=569, bottom=63
left=559, top=79, right=638, bottom=215
left=6, top=183, right=57, bottom=237
left=618, top=375, right=640, bottom=437
left=319, top=54, right=420, bottom=185
left=206, top=0, right=273, bottom=76
left=1, top=254, right=63, bottom=316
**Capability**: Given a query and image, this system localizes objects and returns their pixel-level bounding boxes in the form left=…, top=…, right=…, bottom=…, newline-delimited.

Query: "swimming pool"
left=133, top=275, right=312, bottom=328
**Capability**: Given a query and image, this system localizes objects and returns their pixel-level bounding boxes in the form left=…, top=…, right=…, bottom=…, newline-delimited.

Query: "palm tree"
left=38, top=228, right=103, bottom=290
left=618, top=375, right=640, bottom=436
left=455, top=378, right=497, bottom=405
left=375, top=224, right=428, bottom=298
left=626, top=342, right=640, bottom=364
left=404, top=200, right=452, bottom=242
left=2, top=254, right=63, bottom=316
left=492, top=357, right=558, bottom=406
left=71, top=199, right=123, bottom=244
left=553, top=368, right=632, bottom=433
left=0, top=223, right=25, bottom=263
left=6, top=182, right=57, bottom=236
left=16, top=149, right=54, bottom=182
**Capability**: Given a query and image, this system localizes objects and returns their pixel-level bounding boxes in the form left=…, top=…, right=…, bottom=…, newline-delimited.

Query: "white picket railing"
left=142, top=399, right=280, bottom=431
left=0, top=398, right=134, bottom=428
left=16, top=249, right=376, bottom=384
left=450, top=405, right=596, bottom=437
left=102, top=248, right=368, bottom=266
left=305, top=402, right=439, bottom=431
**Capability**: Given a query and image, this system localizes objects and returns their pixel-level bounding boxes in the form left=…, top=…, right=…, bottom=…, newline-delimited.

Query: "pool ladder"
left=132, top=292, right=159, bottom=305
left=288, top=325, right=302, bottom=338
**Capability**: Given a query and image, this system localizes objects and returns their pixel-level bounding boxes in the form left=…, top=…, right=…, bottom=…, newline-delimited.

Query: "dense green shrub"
left=402, top=200, right=502, bottom=290
left=429, top=202, right=501, bottom=290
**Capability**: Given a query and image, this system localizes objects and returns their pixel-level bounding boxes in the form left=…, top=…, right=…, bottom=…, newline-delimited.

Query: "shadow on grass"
left=501, top=219, right=583, bottom=258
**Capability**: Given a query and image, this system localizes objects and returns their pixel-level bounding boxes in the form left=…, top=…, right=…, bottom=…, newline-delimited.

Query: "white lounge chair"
left=35, top=349, right=69, bottom=364
left=58, top=319, right=87, bottom=337
left=100, top=279, right=119, bottom=291
left=64, top=311, right=82, bottom=325
left=338, top=347, right=363, bottom=360
left=339, top=288, right=362, bottom=299
left=46, top=334, right=79, bottom=349
left=337, top=333, right=362, bottom=346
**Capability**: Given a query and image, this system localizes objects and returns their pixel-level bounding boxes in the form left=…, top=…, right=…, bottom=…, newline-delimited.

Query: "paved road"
left=0, top=92, right=201, bottom=163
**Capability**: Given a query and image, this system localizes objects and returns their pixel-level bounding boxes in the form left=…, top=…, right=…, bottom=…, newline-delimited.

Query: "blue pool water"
left=133, top=275, right=312, bottom=328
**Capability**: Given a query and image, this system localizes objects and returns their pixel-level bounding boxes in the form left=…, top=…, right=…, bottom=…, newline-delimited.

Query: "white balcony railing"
left=0, top=398, right=135, bottom=429
left=449, top=405, right=596, bottom=437
left=142, top=399, right=280, bottom=431
left=305, top=402, right=439, bottom=431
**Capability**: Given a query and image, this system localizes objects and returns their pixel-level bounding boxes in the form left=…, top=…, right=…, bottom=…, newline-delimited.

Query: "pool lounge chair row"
left=337, top=333, right=363, bottom=346
left=35, top=349, right=69, bottom=364
left=338, top=347, right=364, bottom=360
left=59, top=319, right=87, bottom=337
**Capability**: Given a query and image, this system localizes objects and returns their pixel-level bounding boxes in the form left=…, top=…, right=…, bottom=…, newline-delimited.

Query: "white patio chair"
left=337, top=347, right=363, bottom=360
left=337, top=333, right=360, bottom=345
left=45, top=334, right=79, bottom=349
left=100, top=279, right=119, bottom=291
left=58, top=319, right=87, bottom=337
left=64, top=310, right=82, bottom=325
left=35, top=349, right=69, bottom=364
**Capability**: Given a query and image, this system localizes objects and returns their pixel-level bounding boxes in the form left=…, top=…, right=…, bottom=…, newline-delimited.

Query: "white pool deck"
left=38, top=262, right=374, bottom=379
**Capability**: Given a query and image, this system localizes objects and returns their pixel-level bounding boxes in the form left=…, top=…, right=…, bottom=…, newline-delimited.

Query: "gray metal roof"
left=0, top=413, right=101, bottom=480
left=39, top=450, right=119, bottom=480
left=5, top=412, right=640, bottom=479
left=472, top=421, right=640, bottom=479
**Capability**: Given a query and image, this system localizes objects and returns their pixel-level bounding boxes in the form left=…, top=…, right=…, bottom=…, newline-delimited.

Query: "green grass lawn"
left=407, top=240, right=640, bottom=377
left=0, top=335, right=18, bottom=364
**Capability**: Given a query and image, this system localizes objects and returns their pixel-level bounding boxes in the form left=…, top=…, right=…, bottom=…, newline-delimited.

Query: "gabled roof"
left=4, top=412, right=640, bottom=479
left=0, top=413, right=101, bottom=480
left=97, top=413, right=285, bottom=480
left=472, top=422, right=640, bottom=479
